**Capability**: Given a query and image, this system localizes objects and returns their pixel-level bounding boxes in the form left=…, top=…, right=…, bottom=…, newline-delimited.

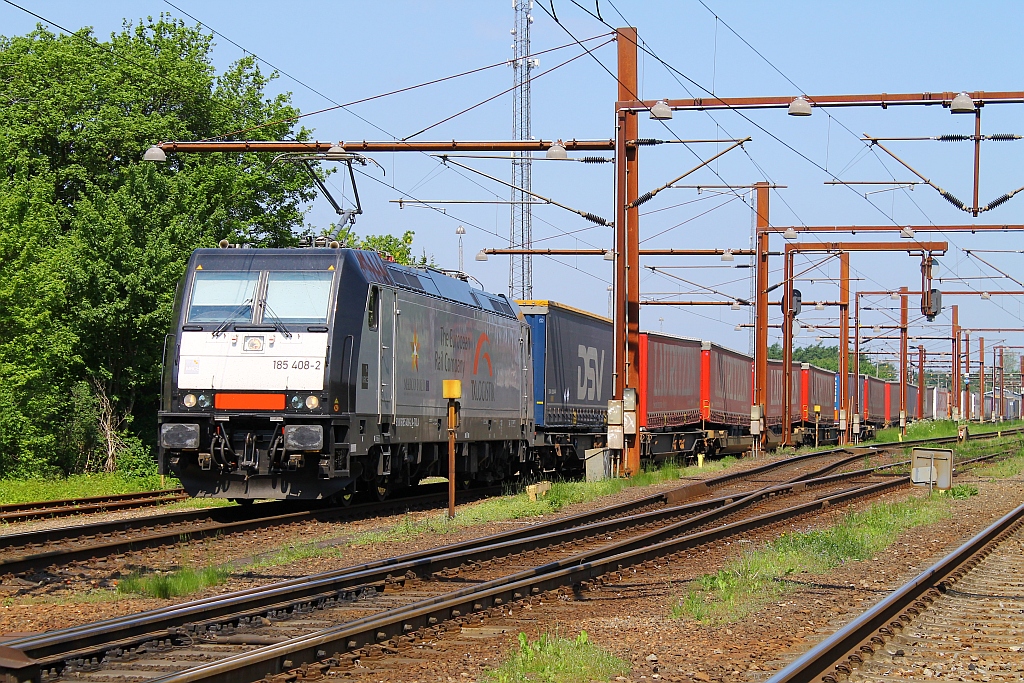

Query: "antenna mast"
left=510, top=0, right=534, bottom=299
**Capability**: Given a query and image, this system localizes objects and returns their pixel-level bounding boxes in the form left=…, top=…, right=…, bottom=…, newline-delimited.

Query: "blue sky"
left=4, top=1, right=1023, bottom=364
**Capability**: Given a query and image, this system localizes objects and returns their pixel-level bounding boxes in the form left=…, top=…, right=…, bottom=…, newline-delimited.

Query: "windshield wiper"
left=259, top=300, right=293, bottom=338
left=212, top=298, right=254, bottom=337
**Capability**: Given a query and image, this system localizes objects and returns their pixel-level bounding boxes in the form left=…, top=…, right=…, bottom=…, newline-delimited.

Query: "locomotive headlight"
left=197, top=394, right=212, bottom=408
left=305, top=395, right=320, bottom=410
left=182, top=393, right=197, bottom=408
left=289, top=395, right=303, bottom=409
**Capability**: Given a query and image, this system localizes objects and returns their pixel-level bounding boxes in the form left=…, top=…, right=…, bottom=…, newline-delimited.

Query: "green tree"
left=325, top=223, right=435, bottom=267
left=767, top=343, right=895, bottom=379
left=0, top=17, right=317, bottom=476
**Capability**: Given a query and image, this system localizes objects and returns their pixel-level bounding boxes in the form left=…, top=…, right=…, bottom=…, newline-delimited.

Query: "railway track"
left=0, top=445, right=879, bottom=580
left=0, top=449, right=936, bottom=683
left=0, top=484, right=502, bottom=578
left=767, top=498, right=1024, bottom=683
left=0, top=490, right=187, bottom=525
left=0, top=436, right=1000, bottom=580
left=0, top=431, right=1014, bottom=683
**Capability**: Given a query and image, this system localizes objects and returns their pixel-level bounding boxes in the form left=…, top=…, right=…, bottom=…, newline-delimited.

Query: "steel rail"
left=0, top=450, right=864, bottom=665
left=137, top=479, right=911, bottom=683
left=0, top=485, right=500, bottom=575
left=0, top=438, right=1013, bottom=681
left=0, top=490, right=187, bottom=524
left=0, top=490, right=184, bottom=515
left=5, top=472, right=902, bottom=682
left=0, top=445, right=854, bottom=569
left=765, top=499, right=1024, bottom=683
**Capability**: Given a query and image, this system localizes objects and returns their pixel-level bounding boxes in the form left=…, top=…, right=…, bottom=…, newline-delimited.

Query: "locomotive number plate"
left=271, top=360, right=323, bottom=370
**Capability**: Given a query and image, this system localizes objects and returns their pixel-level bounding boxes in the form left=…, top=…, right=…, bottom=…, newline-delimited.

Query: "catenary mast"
left=510, top=0, right=534, bottom=299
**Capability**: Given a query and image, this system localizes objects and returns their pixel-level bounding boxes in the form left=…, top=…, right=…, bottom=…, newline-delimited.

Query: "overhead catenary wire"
left=402, top=39, right=614, bottom=140
left=605, top=1, right=1024, bottom=326
left=436, top=156, right=613, bottom=226
left=163, top=0, right=614, bottom=143
left=152, top=3, right=624, bottom=266
left=687, top=0, right=1024, bottom=324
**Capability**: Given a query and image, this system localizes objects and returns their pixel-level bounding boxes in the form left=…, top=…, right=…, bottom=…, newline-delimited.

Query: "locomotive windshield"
left=263, top=271, right=334, bottom=324
left=186, top=271, right=259, bottom=323
left=185, top=269, right=334, bottom=325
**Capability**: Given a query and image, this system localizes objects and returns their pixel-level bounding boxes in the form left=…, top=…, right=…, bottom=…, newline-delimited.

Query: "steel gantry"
left=147, top=27, right=1024, bottom=475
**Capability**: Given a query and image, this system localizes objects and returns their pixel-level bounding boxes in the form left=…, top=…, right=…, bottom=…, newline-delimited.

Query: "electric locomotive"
left=158, top=245, right=534, bottom=502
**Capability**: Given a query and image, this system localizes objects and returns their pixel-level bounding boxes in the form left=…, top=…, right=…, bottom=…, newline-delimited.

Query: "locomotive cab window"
left=368, top=286, right=379, bottom=330
left=264, top=271, right=334, bottom=324
left=186, top=271, right=259, bottom=323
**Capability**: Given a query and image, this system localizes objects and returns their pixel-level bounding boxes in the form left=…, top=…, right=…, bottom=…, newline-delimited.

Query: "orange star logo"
left=410, top=329, right=420, bottom=371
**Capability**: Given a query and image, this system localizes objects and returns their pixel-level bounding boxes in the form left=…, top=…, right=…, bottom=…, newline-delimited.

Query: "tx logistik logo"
left=471, top=332, right=495, bottom=402
left=410, top=329, right=420, bottom=371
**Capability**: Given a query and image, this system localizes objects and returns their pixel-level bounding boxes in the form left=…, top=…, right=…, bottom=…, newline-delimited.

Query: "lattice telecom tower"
left=509, top=0, right=535, bottom=299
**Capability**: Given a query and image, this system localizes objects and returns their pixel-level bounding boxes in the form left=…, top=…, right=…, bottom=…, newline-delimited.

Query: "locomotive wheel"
left=232, top=498, right=254, bottom=507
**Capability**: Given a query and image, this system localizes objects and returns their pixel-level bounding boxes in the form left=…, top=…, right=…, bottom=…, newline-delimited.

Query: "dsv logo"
left=576, top=345, right=605, bottom=401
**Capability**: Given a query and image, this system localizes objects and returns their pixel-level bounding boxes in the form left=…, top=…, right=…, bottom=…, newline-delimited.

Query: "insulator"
left=937, top=134, right=970, bottom=142
left=631, top=191, right=655, bottom=208
left=985, top=193, right=1011, bottom=211
left=988, top=133, right=1019, bottom=141
left=582, top=212, right=611, bottom=226
left=940, top=191, right=966, bottom=210
left=578, top=156, right=612, bottom=163
left=633, top=138, right=661, bottom=146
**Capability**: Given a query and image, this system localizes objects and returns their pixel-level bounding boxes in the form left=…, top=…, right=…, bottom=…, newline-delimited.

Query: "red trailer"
left=701, top=341, right=753, bottom=427
left=765, top=359, right=787, bottom=427
left=637, top=332, right=701, bottom=429
left=863, top=376, right=887, bottom=425
left=637, top=334, right=755, bottom=458
left=800, top=364, right=837, bottom=425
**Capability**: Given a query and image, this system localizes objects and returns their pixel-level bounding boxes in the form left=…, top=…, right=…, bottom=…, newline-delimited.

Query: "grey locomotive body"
left=158, top=247, right=534, bottom=502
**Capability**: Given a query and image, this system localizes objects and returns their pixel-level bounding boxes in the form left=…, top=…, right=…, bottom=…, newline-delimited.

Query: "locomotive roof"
left=185, top=247, right=519, bottom=319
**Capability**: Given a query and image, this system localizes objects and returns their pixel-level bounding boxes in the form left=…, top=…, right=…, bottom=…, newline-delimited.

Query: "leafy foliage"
left=329, top=224, right=435, bottom=267
left=768, top=342, right=895, bottom=378
left=0, top=17, right=317, bottom=477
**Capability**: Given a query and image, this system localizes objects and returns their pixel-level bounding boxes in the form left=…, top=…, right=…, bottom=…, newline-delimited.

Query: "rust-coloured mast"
left=853, top=294, right=861, bottom=433
left=613, top=27, right=641, bottom=475
left=753, top=182, right=771, bottom=449
left=781, top=245, right=796, bottom=444
left=951, top=305, right=960, bottom=419
left=917, top=345, right=926, bottom=419
left=900, top=287, right=909, bottom=434
left=838, top=252, right=850, bottom=442
left=973, top=108, right=982, bottom=217
left=979, top=337, right=986, bottom=420
left=963, top=329, right=971, bottom=421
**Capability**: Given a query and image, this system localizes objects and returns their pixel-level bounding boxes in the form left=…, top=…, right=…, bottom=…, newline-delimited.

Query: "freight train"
left=158, top=245, right=918, bottom=502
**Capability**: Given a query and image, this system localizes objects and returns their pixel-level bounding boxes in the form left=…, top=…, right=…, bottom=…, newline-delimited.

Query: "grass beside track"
left=116, top=460, right=733, bottom=599
left=0, top=473, right=175, bottom=506
left=349, top=459, right=736, bottom=547
left=482, top=631, right=629, bottom=683
left=117, top=566, right=230, bottom=599
left=872, top=419, right=1024, bottom=444
left=670, top=494, right=953, bottom=625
